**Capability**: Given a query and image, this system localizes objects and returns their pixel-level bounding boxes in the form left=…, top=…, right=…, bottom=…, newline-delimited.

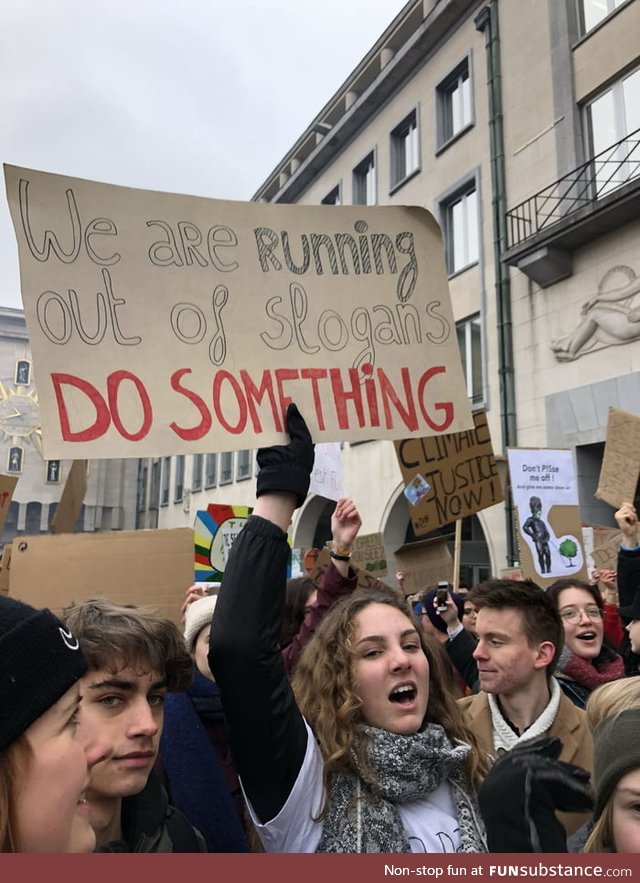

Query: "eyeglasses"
left=559, top=606, right=602, bottom=624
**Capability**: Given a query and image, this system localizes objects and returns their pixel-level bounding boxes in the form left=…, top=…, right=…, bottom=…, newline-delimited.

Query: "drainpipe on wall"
left=475, top=0, right=518, bottom=567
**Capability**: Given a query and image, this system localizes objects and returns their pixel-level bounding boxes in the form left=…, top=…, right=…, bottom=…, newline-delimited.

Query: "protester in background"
left=459, top=578, right=593, bottom=838
left=0, top=596, right=111, bottom=852
left=622, top=592, right=640, bottom=656
left=546, top=579, right=625, bottom=709
left=590, top=567, right=625, bottom=649
left=61, top=599, right=205, bottom=852
left=420, top=586, right=479, bottom=694
left=462, top=598, right=478, bottom=638
left=615, top=501, right=640, bottom=612
left=583, top=677, right=640, bottom=853
left=158, top=593, right=250, bottom=853
left=281, top=577, right=318, bottom=649
left=210, top=405, right=488, bottom=853
left=613, top=502, right=640, bottom=675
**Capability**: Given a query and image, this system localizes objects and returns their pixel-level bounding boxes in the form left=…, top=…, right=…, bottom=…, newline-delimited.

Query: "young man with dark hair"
left=458, top=578, right=593, bottom=838
left=61, top=599, right=205, bottom=853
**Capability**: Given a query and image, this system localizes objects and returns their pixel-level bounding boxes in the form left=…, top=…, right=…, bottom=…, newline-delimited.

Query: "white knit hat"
left=184, top=594, right=217, bottom=652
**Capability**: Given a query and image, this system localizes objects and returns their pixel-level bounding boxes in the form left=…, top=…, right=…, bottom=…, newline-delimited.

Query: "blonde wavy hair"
left=583, top=679, right=640, bottom=853
left=291, top=585, right=489, bottom=812
left=0, top=736, right=32, bottom=852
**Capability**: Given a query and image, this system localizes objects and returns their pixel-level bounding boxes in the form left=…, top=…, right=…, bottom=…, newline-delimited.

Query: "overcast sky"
left=0, top=0, right=407, bottom=310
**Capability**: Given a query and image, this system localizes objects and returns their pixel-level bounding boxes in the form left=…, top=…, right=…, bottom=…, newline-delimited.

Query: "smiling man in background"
left=458, top=578, right=593, bottom=839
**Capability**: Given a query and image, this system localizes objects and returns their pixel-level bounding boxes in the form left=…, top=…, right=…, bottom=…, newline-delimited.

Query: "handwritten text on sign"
left=394, top=410, right=503, bottom=534
left=4, top=165, right=473, bottom=457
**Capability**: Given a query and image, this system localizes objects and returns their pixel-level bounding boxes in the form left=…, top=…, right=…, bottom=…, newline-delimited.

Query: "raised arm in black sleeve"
left=208, top=404, right=315, bottom=825
left=209, top=515, right=308, bottom=824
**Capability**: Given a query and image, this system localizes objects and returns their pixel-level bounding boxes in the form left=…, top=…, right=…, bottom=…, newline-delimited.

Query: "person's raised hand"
left=331, top=497, right=362, bottom=550
left=256, top=403, right=315, bottom=508
left=437, top=592, right=462, bottom=630
left=615, top=501, right=639, bottom=546
left=181, top=584, right=206, bottom=621
left=479, top=735, right=593, bottom=852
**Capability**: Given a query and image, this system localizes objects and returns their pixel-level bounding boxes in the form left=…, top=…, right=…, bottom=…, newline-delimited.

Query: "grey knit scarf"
left=316, top=722, right=487, bottom=853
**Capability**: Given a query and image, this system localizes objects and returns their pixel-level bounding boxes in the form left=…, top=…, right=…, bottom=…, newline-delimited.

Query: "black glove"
left=256, top=403, right=315, bottom=508
left=478, top=735, right=593, bottom=853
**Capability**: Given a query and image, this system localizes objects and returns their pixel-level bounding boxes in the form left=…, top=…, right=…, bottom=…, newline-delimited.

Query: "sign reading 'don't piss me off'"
left=4, top=165, right=473, bottom=459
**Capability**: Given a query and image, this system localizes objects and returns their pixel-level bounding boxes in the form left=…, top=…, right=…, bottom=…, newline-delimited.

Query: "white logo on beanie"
left=58, top=626, right=80, bottom=650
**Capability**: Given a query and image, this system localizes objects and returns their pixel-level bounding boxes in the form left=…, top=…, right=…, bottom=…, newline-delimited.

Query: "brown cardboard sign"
left=590, top=525, right=623, bottom=573
left=0, top=474, right=18, bottom=535
left=595, top=408, right=640, bottom=508
left=4, top=164, right=474, bottom=459
left=309, top=547, right=390, bottom=593
left=394, top=410, right=503, bottom=535
left=351, top=532, right=388, bottom=578
left=8, top=528, right=193, bottom=626
left=50, top=460, right=87, bottom=534
left=393, top=535, right=453, bottom=596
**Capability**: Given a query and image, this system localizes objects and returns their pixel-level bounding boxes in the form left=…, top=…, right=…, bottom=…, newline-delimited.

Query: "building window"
left=7, top=446, right=23, bottom=474
left=149, top=459, right=160, bottom=510
left=585, top=67, right=640, bottom=195
left=174, top=455, right=185, bottom=502
left=322, top=184, right=341, bottom=205
left=390, top=109, right=419, bottom=189
left=25, top=502, right=42, bottom=534
left=205, top=453, right=217, bottom=488
left=161, top=457, right=170, bottom=506
left=236, top=449, right=252, bottom=481
left=220, top=452, right=233, bottom=485
left=456, top=315, right=483, bottom=406
left=581, top=0, right=630, bottom=33
left=437, top=58, right=472, bottom=149
left=192, top=454, right=203, bottom=492
left=441, top=182, right=479, bottom=274
left=353, top=151, right=376, bottom=205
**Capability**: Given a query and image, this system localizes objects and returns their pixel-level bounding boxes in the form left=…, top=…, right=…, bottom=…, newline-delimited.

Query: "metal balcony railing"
left=506, top=127, right=640, bottom=249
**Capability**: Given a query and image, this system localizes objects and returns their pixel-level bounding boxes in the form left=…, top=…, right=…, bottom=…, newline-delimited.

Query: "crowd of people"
left=1, top=403, right=640, bottom=853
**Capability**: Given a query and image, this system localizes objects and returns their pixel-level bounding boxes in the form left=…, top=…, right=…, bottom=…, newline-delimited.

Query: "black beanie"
left=0, top=595, right=88, bottom=752
left=593, top=708, right=640, bottom=821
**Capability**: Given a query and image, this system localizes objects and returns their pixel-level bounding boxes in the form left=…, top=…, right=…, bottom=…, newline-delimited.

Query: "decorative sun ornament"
left=0, top=361, right=44, bottom=472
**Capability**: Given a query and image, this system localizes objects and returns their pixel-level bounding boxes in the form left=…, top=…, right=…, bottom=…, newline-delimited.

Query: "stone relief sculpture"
left=550, top=265, right=640, bottom=362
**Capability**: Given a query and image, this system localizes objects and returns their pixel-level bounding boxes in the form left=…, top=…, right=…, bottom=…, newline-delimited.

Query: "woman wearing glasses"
left=546, top=579, right=625, bottom=709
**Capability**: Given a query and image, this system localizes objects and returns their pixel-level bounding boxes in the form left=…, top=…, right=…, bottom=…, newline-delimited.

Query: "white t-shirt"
left=244, top=720, right=462, bottom=853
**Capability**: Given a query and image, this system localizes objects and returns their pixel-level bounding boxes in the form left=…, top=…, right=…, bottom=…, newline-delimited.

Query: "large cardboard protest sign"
left=8, top=527, right=192, bottom=625
left=394, top=410, right=503, bottom=535
left=508, top=448, right=588, bottom=586
left=583, top=524, right=622, bottom=574
left=595, top=407, right=640, bottom=508
left=4, top=165, right=474, bottom=459
left=394, top=535, right=453, bottom=596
